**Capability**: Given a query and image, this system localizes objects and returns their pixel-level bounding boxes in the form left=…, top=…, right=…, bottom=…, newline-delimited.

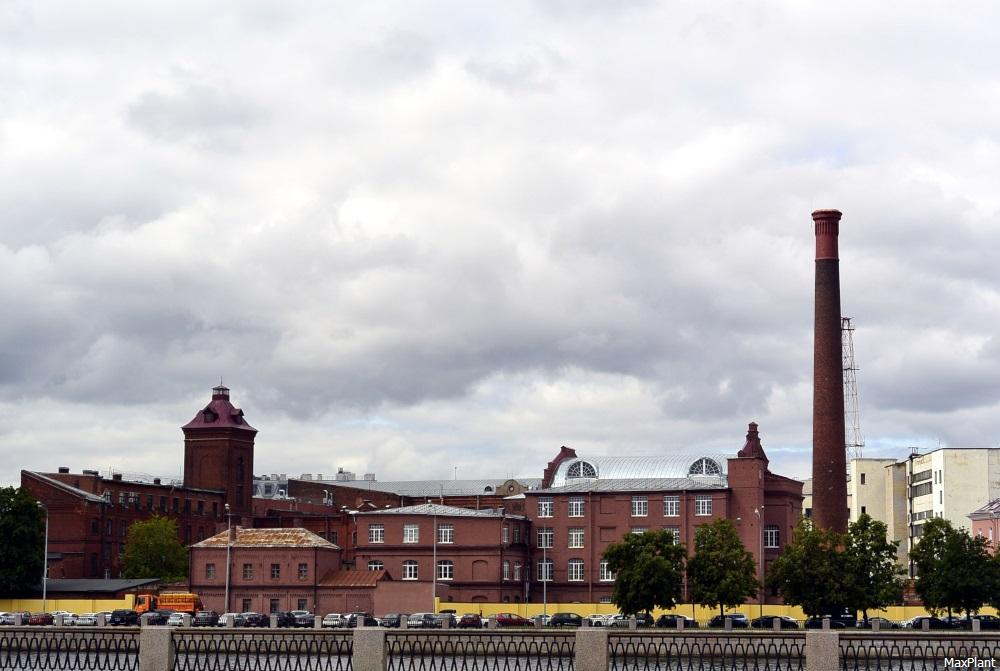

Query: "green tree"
left=122, top=515, right=188, bottom=581
left=686, top=518, right=758, bottom=618
left=603, top=529, right=686, bottom=615
left=0, top=487, right=46, bottom=595
left=911, top=518, right=995, bottom=621
left=842, top=514, right=904, bottom=623
left=767, top=518, right=847, bottom=617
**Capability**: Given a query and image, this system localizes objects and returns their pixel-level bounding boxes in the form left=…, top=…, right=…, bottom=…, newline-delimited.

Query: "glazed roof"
left=548, top=455, right=730, bottom=488
left=193, top=527, right=338, bottom=549
left=358, top=503, right=520, bottom=518
left=182, top=385, right=257, bottom=432
left=322, top=479, right=541, bottom=497
left=969, top=498, right=1000, bottom=518
left=530, top=477, right=728, bottom=495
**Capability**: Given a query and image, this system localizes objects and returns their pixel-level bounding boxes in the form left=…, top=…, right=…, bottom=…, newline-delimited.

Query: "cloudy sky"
left=3, top=1, right=999, bottom=488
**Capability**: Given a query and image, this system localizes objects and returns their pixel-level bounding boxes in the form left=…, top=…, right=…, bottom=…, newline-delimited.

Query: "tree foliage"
left=122, top=515, right=189, bottom=581
left=686, top=518, right=758, bottom=617
left=910, top=517, right=996, bottom=619
left=767, top=518, right=847, bottom=617
left=0, top=487, right=45, bottom=595
left=603, top=529, right=686, bottom=614
left=842, top=514, right=904, bottom=622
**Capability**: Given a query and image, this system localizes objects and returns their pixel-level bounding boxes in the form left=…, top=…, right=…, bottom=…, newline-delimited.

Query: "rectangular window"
left=402, top=561, right=419, bottom=580
left=146, top=495, right=153, bottom=511
left=368, top=524, right=385, bottom=544
left=764, top=526, right=779, bottom=549
left=695, top=495, right=713, bottom=516
left=631, top=527, right=647, bottom=535
left=568, top=496, right=585, bottom=517
left=172, top=497, right=179, bottom=513
left=599, top=560, right=615, bottom=582
left=269, top=599, right=280, bottom=614
left=212, top=502, right=219, bottom=518
left=159, top=496, right=167, bottom=511
left=503, top=560, right=510, bottom=580
left=860, top=473, right=866, bottom=485
left=403, top=524, right=420, bottom=543
left=184, top=499, right=191, bottom=515
left=242, top=599, right=252, bottom=612
left=513, top=526, right=521, bottom=543
left=502, top=526, right=509, bottom=543
left=665, top=526, right=681, bottom=544
left=537, top=527, right=553, bottom=549
left=438, top=524, right=454, bottom=544
left=331, top=531, right=339, bottom=545
left=437, top=561, right=453, bottom=580
left=568, top=559, right=584, bottom=581
left=568, top=527, right=585, bottom=548
left=514, top=562, right=521, bottom=581
left=631, top=496, right=648, bottom=517
left=663, top=495, right=680, bottom=517
left=911, top=482, right=932, bottom=497
left=298, top=563, right=308, bottom=579
left=121, top=521, right=128, bottom=537
left=538, top=497, right=553, bottom=518
left=107, top=519, right=113, bottom=536
left=297, top=599, right=307, bottom=611
left=91, top=518, right=99, bottom=535
left=271, top=563, right=280, bottom=579
left=206, top=563, right=216, bottom=579
left=242, top=563, right=254, bottom=579
left=537, top=559, right=553, bottom=582
left=119, top=492, right=126, bottom=508
left=197, top=500, right=205, bottom=515
left=599, top=596, right=613, bottom=604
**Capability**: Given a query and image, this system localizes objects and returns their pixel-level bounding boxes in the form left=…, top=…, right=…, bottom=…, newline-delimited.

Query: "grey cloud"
left=127, top=82, right=263, bottom=149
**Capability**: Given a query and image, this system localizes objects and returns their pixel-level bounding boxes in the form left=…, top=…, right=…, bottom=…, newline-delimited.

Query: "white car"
left=586, top=614, right=608, bottom=627
left=73, top=614, right=98, bottom=627
left=167, top=613, right=185, bottom=626
left=322, top=613, right=344, bottom=628
left=51, top=611, right=74, bottom=624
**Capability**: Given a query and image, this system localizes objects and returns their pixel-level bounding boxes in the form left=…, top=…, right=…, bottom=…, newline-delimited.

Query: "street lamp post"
left=224, top=503, right=232, bottom=614
left=37, top=502, right=49, bottom=612
left=754, top=507, right=763, bottom=618
left=542, top=543, right=547, bottom=616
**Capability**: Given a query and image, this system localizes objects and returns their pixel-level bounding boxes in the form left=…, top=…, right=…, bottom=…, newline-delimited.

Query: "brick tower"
left=811, top=209, right=848, bottom=533
left=182, top=385, right=257, bottom=517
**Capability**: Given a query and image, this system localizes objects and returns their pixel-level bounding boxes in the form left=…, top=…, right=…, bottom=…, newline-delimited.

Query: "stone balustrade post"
left=805, top=631, right=839, bottom=671
left=627, top=616, right=637, bottom=630
left=181, top=614, right=191, bottom=627
left=353, top=626, right=387, bottom=671
left=973, top=619, right=982, bottom=633
left=575, top=628, right=608, bottom=671
left=921, top=619, right=930, bottom=632
left=138, top=626, right=174, bottom=671
left=314, top=616, right=322, bottom=629
left=487, top=616, right=497, bottom=629
left=773, top=618, right=781, bottom=632
left=872, top=619, right=880, bottom=632
left=724, top=617, right=733, bottom=631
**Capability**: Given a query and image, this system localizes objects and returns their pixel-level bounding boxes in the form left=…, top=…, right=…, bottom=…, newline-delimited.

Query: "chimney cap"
left=811, top=209, right=842, bottom=220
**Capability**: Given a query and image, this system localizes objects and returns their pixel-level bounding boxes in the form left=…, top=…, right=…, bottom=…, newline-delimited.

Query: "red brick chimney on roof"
left=737, top=421, right=769, bottom=466
left=811, top=209, right=848, bottom=533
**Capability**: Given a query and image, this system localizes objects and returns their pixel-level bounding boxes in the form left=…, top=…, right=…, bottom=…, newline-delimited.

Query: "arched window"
left=484, top=486, right=494, bottom=493
left=567, top=461, right=597, bottom=479
left=688, top=458, right=722, bottom=476
left=367, top=560, right=384, bottom=571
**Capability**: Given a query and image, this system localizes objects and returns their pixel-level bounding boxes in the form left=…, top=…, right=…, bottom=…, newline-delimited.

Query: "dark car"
left=435, top=614, right=458, bottom=628
left=857, top=617, right=899, bottom=629
left=241, top=612, right=269, bottom=628
left=345, top=612, right=379, bottom=628
left=904, top=616, right=952, bottom=630
left=27, top=613, right=54, bottom=626
left=751, top=615, right=798, bottom=629
left=406, top=613, right=440, bottom=628
left=378, top=613, right=404, bottom=628
left=655, top=614, right=699, bottom=629
left=805, top=617, right=848, bottom=629
left=271, top=612, right=296, bottom=628
left=109, top=610, right=139, bottom=626
left=146, top=610, right=175, bottom=626
left=495, top=612, right=532, bottom=627
left=290, top=610, right=314, bottom=628
left=708, top=613, right=750, bottom=628
left=549, top=613, right=583, bottom=627
left=968, top=615, right=1000, bottom=630
left=192, top=610, right=220, bottom=627
left=457, top=614, right=484, bottom=629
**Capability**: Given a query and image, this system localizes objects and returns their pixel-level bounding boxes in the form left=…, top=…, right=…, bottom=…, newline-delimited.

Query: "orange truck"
left=134, top=592, right=203, bottom=614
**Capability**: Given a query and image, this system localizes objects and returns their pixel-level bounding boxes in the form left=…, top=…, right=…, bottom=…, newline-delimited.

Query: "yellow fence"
left=0, top=595, right=134, bottom=613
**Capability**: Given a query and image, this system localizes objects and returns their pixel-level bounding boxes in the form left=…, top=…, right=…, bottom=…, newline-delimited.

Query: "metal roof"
left=549, top=455, right=730, bottom=488
left=41, top=578, right=161, bottom=594
left=23, top=471, right=107, bottom=504
left=530, top=477, right=728, bottom=494
left=322, top=478, right=542, bottom=497
left=193, top=527, right=339, bottom=549
left=358, top=503, right=516, bottom=518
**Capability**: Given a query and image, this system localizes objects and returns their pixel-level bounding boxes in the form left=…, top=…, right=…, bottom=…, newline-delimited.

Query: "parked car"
left=455, top=613, right=484, bottom=629
left=109, top=610, right=139, bottom=626
left=2, top=611, right=30, bottom=625
left=242, top=612, right=269, bottom=628
left=60, top=613, right=81, bottom=625
left=73, top=613, right=98, bottom=627
left=146, top=610, right=175, bottom=626
left=585, top=614, right=608, bottom=627
left=549, top=613, right=583, bottom=627
left=609, top=613, right=654, bottom=628
left=804, top=617, right=848, bottom=629
left=271, top=612, right=296, bottom=628
left=407, top=613, right=440, bottom=628
left=708, top=613, right=750, bottom=629
left=379, top=613, right=406, bottom=628
left=322, top=613, right=345, bottom=628
left=435, top=614, right=458, bottom=628
left=217, top=613, right=247, bottom=627
left=856, top=617, right=899, bottom=629
left=494, top=612, right=532, bottom=628
left=655, top=614, right=699, bottom=629
left=50, top=611, right=74, bottom=622
left=166, top=613, right=186, bottom=627
left=968, top=615, right=1000, bottom=630
left=345, top=612, right=379, bottom=627
left=751, top=615, right=798, bottom=629
left=192, top=610, right=220, bottom=627
left=290, top=610, right=314, bottom=628
left=902, top=616, right=952, bottom=630
left=28, top=613, right=54, bottom=626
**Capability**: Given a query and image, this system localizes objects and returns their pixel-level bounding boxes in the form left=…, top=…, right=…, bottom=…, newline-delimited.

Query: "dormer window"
left=566, top=460, right=597, bottom=479
left=688, top=457, right=722, bottom=476
left=202, top=409, right=217, bottom=423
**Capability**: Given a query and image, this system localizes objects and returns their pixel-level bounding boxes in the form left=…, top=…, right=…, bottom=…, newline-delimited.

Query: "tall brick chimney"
left=811, top=209, right=848, bottom=533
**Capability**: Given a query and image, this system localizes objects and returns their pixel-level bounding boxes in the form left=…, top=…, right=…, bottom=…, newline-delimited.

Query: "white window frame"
left=764, top=525, right=780, bottom=549
left=695, top=495, right=712, bottom=516
left=538, top=559, right=553, bottom=582
left=663, top=495, right=680, bottom=517
left=402, top=560, right=418, bottom=580
left=665, top=526, right=681, bottom=544
left=568, top=527, right=584, bottom=549
left=368, top=524, right=384, bottom=544
left=367, top=560, right=384, bottom=571
left=403, top=524, right=420, bottom=543
left=568, top=496, right=585, bottom=517
left=538, top=497, right=553, bottom=518
left=513, top=561, right=521, bottom=581
left=631, top=496, right=648, bottom=517
left=567, top=559, right=584, bottom=582
left=599, top=560, right=615, bottom=582
left=631, top=527, right=647, bottom=535
left=437, top=560, right=454, bottom=581
left=438, top=524, right=454, bottom=544
left=537, top=526, right=553, bottom=549
left=502, top=526, right=509, bottom=544
left=502, top=560, right=510, bottom=581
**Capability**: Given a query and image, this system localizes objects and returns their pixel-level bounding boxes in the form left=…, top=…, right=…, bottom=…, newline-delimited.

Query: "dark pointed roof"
left=182, top=385, right=257, bottom=432
left=737, top=421, right=769, bottom=465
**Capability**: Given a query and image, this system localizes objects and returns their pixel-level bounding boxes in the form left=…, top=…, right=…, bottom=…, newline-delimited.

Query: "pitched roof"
left=182, top=385, right=257, bottom=432
left=22, top=471, right=107, bottom=504
left=529, top=477, right=728, bottom=494
left=547, top=455, right=729, bottom=488
left=41, top=578, right=162, bottom=594
left=322, top=478, right=541, bottom=497
left=193, top=527, right=339, bottom=549
left=318, top=570, right=389, bottom=588
left=969, top=498, right=1000, bottom=518
left=358, top=503, right=517, bottom=518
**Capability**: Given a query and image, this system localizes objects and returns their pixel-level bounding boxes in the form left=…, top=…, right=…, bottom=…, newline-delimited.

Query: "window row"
left=103, top=491, right=220, bottom=517
left=536, top=494, right=712, bottom=518
left=206, top=562, right=310, bottom=580
left=537, top=525, right=681, bottom=547
left=535, top=559, right=616, bottom=582
left=366, top=559, right=457, bottom=581
left=367, top=523, right=455, bottom=544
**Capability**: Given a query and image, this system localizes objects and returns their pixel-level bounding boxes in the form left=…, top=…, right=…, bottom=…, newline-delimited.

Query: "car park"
left=708, top=613, right=750, bottom=628
left=750, top=615, right=798, bottom=629
left=242, top=612, right=269, bottom=628
left=192, top=611, right=220, bottom=627
left=494, top=613, right=532, bottom=628
left=655, top=614, right=699, bottom=628
left=109, top=610, right=139, bottom=626
left=549, top=613, right=583, bottom=627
